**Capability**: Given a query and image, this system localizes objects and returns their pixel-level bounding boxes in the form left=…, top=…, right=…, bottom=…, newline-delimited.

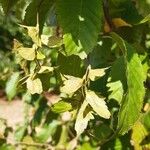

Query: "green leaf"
left=56, top=0, right=103, bottom=56
left=141, top=110, right=150, bottom=131
left=60, top=75, right=83, bottom=94
left=139, top=14, right=150, bottom=24
left=24, top=0, right=54, bottom=34
left=26, top=77, right=43, bottom=94
left=36, top=51, right=45, bottom=60
left=14, top=125, right=27, bottom=142
left=51, top=100, right=72, bottom=113
left=131, top=122, right=150, bottom=150
left=75, top=100, right=94, bottom=136
left=5, top=72, right=20, bottom=101
left=107, top=81, right=124, bottom=104
left=85, top=90, right=111, bottom=119
left=0, top=0, right=19, bottom=15
left=35, top=120, right=59, bottom=143
left=15, top=0, right=32, bottom=21
left=57, top=53, right=84, bottom=77
left=0, top=144, right=15, bottom=150
left=111, top=33, right=146, bottom=134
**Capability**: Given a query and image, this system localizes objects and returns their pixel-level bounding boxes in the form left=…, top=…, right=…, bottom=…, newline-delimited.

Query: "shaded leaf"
left=0, top=0, right=19, bottom=15
left=56, top=0, right=102, bottom=56
left=24, top=0, right=54, bottom=34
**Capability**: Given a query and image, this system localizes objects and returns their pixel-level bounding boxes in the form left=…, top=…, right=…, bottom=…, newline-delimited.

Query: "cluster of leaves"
left=0, top=0, right=150, bottom=149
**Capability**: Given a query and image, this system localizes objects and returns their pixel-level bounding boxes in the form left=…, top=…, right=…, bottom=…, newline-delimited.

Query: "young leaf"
left=51, top=101, right=72, bottom=113
left=38, top=66, right=53, bottom=74
left=85, top=90, right=111, bottom=119
left=56, top=0, right=102, bottom=56
left=107, top=81, right=124, bottom=104
left=36, top=51, right=45, bottom=60
left=26, top=77, right=43, bottom=94
left=60, top=75, right=83, bottom=94
left=18, top=47, right=35, bottom=61
left=75, top=100, right=94, bottom=136
left=89, top=68, right=107, bottom=81
left=5, top=72, right=20, bottom=101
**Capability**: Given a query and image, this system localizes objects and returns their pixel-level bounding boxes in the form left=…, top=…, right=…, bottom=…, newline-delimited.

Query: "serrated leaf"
left=89, top=67, right=107, bottom=81
left=57, top=53, right=83, bottom=77
left=24, top=0, right=54, bottom=34
left=38, top=66, right=53, bottom=74
left=60, top=76, right=83, bottom=94
left=51, top=100, right=72, bottom=113
left=5, top=72, right=20, bottom=101
left=107, top=81, right=124, bottom=104
left=85, top=91, right=111, bottom=119
left=15, top=0, right=32, bottom=21
left=56, top=0, right=102, bottom=56
left=26, top=77, right=43, bottom=94
left=18, top=47, right=35, bottom=61
left=75, top=100, right=94, bottom=136
left=111, top=33, right=146, bottom=134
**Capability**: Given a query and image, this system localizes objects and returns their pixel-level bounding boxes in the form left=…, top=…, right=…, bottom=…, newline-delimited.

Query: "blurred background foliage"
left=0, top=0, right=150, bottom=149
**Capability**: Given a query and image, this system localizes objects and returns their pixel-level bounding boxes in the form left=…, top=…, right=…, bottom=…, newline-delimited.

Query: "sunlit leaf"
left=107, top=81, right=124, bottom=104
left=111, top=33, right=146, bottom=134
left=60, top=75, right=83, bottom=94
left=51, top=100, right=72, bottom=113
left=36, top=51, right=45, bottom=60
left=89, top=67, right=107, bottom=81
left=85, top=90, right=111, bottom=119
left=38, top=66, right=53, bottom=74
left=26, top=77, right=43, bottom=94
left=131, top=122, right=150, bottom=150
left=18, top=47, right=35, bottom=61
left=75, top=100, right=94, bottom=136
